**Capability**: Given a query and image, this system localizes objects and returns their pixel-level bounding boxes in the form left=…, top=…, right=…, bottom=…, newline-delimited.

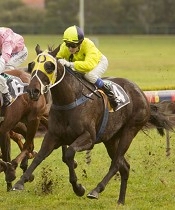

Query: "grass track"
left=1, top=130, right=175, bottom=210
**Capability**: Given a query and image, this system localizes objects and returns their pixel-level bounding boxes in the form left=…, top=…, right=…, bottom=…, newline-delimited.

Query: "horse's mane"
left=48, top=45, right=55, bottom=52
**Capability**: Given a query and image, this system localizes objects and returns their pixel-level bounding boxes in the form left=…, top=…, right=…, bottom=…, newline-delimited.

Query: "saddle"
left=0, top=73, right=29, bottom=122
left=0, top=73, right=29, bottom=107
left=103, top=79, right=130, bottom=112
left=67, top=69, right=130, bottom=112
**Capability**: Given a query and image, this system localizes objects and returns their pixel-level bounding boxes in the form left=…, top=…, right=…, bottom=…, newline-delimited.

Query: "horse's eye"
left=44, top=61, right=55, bottom=74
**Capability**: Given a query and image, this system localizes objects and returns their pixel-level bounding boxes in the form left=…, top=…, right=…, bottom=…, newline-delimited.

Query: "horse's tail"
left=147, top=103, right=174, bottom=136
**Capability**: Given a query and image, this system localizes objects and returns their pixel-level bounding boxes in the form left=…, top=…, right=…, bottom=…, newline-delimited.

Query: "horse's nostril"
left=33, top=89, right=40, bottom=95
left=27, top=88, right=40, bottom=100
left=26, top=89, right=31, bottom=94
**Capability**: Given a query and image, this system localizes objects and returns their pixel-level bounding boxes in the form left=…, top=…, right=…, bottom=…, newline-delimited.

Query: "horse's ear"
left=51, top=45, right=60, bottom=57
left=35, top=44, right=42, bottom=55
left=28, top=62, right=34, bottom=73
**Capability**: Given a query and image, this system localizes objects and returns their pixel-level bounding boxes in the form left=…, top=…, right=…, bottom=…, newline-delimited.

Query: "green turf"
left=1, top=130, right=175, bottom=210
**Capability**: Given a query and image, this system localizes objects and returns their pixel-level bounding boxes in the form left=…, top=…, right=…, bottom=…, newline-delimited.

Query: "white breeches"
left=84, top=55, right=108, bottom=84
left=5, top=46, right=28, bottom=70
left=0, top=46, right=28, bottom=93
left=0, top=75, right=9, bottom=93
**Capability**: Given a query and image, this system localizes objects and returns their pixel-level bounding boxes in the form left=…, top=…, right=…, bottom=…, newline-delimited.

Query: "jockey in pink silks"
left=0, top=27, right=28, bottom=106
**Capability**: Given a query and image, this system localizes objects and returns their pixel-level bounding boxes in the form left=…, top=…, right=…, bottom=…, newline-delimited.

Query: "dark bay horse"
left=12, top=45, right=173, bottom=205
left=0, top=69, right=49, bottom=191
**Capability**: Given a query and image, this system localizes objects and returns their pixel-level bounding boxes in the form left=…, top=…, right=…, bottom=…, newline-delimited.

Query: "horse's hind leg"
left=87, top=127, right=139, bottom=205
left=117, top=158, right=130, bottom=204
left=87, top=151, right=130, bottom=204
left=0, top=132, right=16, bottom=191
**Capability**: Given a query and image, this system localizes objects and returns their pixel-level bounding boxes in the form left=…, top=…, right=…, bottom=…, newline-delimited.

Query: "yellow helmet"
left=63, top=25, right=84, bottom=43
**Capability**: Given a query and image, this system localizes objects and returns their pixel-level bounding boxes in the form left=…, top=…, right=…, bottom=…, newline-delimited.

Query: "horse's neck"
left=51, top=73, right=82, bottom=105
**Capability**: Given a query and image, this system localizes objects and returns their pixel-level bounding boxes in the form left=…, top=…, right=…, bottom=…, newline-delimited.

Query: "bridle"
left=30, top=51, right=66, bottom=94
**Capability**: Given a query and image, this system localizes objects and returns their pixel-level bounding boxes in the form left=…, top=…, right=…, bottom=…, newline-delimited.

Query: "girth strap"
left=96, top=107, right=109, bottom=142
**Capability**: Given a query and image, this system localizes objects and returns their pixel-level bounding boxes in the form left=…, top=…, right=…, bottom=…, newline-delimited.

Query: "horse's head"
left=27, top=44, right=63, bottom=101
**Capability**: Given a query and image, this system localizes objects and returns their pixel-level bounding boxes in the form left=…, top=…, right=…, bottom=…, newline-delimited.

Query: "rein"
left=51, top=66, right=99, bottom=111
left=65, top=66, right=101, bottom=98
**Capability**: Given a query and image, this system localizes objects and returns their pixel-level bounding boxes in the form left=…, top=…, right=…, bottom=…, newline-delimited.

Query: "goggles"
left=65, top=42, right=80, bottom=48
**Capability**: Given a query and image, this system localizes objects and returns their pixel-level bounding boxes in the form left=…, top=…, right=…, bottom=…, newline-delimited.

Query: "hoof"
left=7, top=183, right=12, bottom=192
left=74, top=185, right=86, bottom=197
left=117, top=200, right=124, bottom=205
left=28, top=150, right=37, bottom=159
left=12, top=183, right=24, bottom=191
left=5, top=162, right=16, bottom=182
left=87, top=190, right=99, bottom=199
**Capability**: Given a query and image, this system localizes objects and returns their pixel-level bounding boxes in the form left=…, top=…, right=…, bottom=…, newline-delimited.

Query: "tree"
left=44, top=0, right=79, bottom=34
left=0, top=0, right=45, bottom=34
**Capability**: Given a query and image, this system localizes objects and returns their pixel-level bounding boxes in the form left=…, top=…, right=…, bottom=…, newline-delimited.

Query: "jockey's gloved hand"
left=59, top=59, right=74, bottom=69
left=0, top=57, right=5, bottom=73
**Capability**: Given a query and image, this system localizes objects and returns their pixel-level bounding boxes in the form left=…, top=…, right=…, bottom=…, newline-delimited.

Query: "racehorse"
left=0, top=68, right=49, bottom=191
left=12, top=45, right=173, bottom=205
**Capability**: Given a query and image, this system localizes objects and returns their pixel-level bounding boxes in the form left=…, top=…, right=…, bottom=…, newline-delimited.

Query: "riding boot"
left=100, top=83, right=119, bottom=111
left=2, top=92, right=12, bottom=107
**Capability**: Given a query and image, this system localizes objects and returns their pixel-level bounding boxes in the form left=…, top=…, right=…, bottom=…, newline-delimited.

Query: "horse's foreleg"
left=9, top=130, right=23, bottom=151
left=10, top=123, right=33, bottom=176
left=19, top=156, right=34, bottom=182
left=12, top=133, right=57, bottom=191
left=20, top=156, right=28, bottom=173
left=23, top=119, right=40, bottom=156
left=12, top=119, right=39, bottom=166
left=64, top=146, right=85, bottom=196
left=0, top=132, right=11, bottom=162
left=9, top=119, right=39, bottom=183
left=62, top=145, right=78, bottom=169
left=65, top=132, right=93, bottom=197
left=0, top=160, right=13, bottom=191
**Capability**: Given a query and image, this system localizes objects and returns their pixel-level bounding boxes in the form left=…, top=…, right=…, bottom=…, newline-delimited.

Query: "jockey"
left=57, top=25, right=118, bottom=111
left=0, top=27, right=28, bottom=106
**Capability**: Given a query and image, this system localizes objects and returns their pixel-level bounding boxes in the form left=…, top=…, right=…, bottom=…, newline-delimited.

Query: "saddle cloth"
left=103, top=79, right=130, bottom=112
left=0, top=73, right=29, bottom=106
